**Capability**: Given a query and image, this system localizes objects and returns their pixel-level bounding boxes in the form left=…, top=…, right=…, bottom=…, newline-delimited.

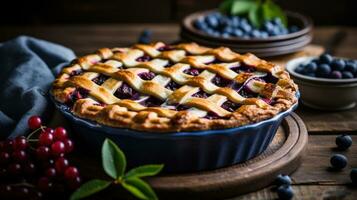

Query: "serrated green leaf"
left=122, top=178, right=158, bottom=200
left=262, top=0, right=287, bottom=27
left=70, top=179, right=111, bottom=200
left=219, top=0, right=235, bottom=14
left=248, top=4, right=264, bottom=28
left=102, top=139, right=126, bottom=179
left=124, top=164, right=164, bottom=179
left=231, top=0, right=257, bottom=15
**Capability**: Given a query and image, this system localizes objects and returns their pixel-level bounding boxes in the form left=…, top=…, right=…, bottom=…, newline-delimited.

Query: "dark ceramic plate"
left=50, top=93, right=299, bottom=173
left=182, top=10, right=313, bottom=43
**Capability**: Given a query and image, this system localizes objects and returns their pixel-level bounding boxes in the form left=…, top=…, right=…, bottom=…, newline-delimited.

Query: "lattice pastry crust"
left=51, top=42, right=298, bottom=132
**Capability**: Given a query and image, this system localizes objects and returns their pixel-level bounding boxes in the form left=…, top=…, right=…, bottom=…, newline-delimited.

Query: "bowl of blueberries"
left=286, top=53, right=357, bottom=110
left=181, top=9, right=313, bottom=57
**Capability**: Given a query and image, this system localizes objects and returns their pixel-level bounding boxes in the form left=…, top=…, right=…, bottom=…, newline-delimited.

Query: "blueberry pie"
left=51, top=42, right=298, bottom=132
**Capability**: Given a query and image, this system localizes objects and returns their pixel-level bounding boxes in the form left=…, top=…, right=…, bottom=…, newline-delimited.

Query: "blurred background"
left=1, top=0, right=356, bottom=26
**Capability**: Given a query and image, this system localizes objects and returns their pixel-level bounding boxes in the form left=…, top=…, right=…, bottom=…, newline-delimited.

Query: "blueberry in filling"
left=211, top=75, right=233, bottom=87
left=204, top=111, right=224, bottom=119
left=138, top=72, right=156, bottom=80
left=69, top=69, right=83, bottom=77
left=221, top=100, right=241, bottom=112
left=66, top=88, right=90, bottom=106
left=165, top=81, right=181, bottom=90
left=231, top=64, right=256, bottom=73
left=141, top=96, right=164, bottom=107
left=262, top=73, right=278, bottom=84
left=136, top=55, right=152, bottom=62
left=176, top=104, right=190, bottom=111
left=238, top=86, right=256, bottom=98
left=157, top=45, right=173, bottom=51
left=183, top=68, right=202, bottom=76
left=192, top=90, right=210, bottom=99
left=114, top=83, right=140, bottom=100
left=92, top=74, right=109, bottom=85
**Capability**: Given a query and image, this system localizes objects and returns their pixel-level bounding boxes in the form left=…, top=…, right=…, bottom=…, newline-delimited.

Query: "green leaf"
left=219, top=0, right=235, bottom=14
left=125, top=164, right=164, bottom=179
left=231, top=0, right=257, bottom=15
left=248, top=4, right=264, bottom=28
left=70, top=179, right=111, bottom=200
left=262, top=0, right=287, bottom=27
left=122, top=178, right=158, bottom=200
left=102, top=139, right=126, bottom=179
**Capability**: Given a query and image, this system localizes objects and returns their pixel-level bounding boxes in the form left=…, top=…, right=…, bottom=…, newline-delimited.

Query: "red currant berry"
left=8, top=163, right=22, bottom=175
left=28, top=116, right=42, bottom=130
left=41, top=159, right=55, bottom=169
left=13, top=136, right=27, bottom=150
left=67, top=176, right=81, bottom=190
left=51, top=141, right=65, bottom=156
left=39, top=132, right=54, bottom=146
left=0, top=152, right=10, bottom=164
left=64, top=166, right=79, bottom=180
left=53, top=127, right=68, bottom=141
left=23, top=162, right=36, bottom=175
left=5, top=140, right=14, bottom=151
left=63, top=139, right=74, bottom=153
left=45, top=167, right=57, bottom=178
left=38, top=177, right=53, bottom=191
left=55, top=157, right=69, bottom=173
left=12, top=150, right=27, bottom=162
left=36, top=146, right=50, bottom=160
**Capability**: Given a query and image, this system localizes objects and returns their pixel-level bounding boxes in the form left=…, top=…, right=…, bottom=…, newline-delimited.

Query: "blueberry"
left=316, top=64, right=331, bottom=77
left=331, top=59, right=346, bottom=71
left=223, top=27, right=234, bottom=34
left=222, top=33, right=230, bottom=38
left=275, top=174, right=292, bottom=186
left=276, top=185, right=294, bottom=200
left=351, top=168, right=357, bottom=185
left=138, top=29, right=152, bottom=44
left=303, top=62, right=318, bottom=73
left=289, top=25, right=299, bottom=33
left=233, top=29, right=243, bottom=37
left=330, top=70, right=342, bottom=79
left=305, top=72, right=316, bottom=77
left=345, top=62, right=357, bottom=73
left=194, top=18, right=207, bottom=30
left=250, top=29, right=261, bottom=38
left=231, top=16, right=240, bottom=27
left=273, top=17, right=283, bottom=25
left=269, top=27, right=281, bottom=36
left=319, top=53, right=333, bottom=64
left=336, top=135, right=352, bottom=150
left=205, top=15, right=219, bottom=28
left=263, top=21, right=275, bottom=32
left=240, top=22, right=252, bottom=33
left=295, top=66, right=304, bottom=74
left=342, top=71, right=354, bottom=79
left=218, top=16, right=230, bottom=27
left=330, top=154, right=347, bottom=170
left=260, top=31, right=269, bottom=38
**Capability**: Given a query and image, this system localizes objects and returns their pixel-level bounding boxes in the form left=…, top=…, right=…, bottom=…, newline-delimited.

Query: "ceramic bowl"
left=51, top=94, right=298, bottom=173
left=286, top=56, right=357, bottom=110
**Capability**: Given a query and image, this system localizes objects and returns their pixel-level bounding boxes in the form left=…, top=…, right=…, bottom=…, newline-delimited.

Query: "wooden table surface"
left=1, top=25, right=357, bottom=200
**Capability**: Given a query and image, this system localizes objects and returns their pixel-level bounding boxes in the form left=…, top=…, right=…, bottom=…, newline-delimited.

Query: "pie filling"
left=52, top=42, right=297, bottom=131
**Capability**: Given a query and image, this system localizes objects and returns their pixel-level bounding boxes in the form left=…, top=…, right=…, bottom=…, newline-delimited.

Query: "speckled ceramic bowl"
left=286, top=56, right=357, bottom=110
left=51, top=95, right=298, bottom=173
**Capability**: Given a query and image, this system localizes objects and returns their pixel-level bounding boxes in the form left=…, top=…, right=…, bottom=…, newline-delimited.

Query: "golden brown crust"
left=51, top=42, right=298, bottom=132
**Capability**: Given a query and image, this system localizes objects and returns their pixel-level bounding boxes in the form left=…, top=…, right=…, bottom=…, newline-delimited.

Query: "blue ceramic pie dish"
left=51, top=95, right=298, bottom=173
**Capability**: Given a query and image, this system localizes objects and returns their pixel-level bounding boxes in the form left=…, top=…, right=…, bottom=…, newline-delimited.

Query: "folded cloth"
left=0, top=36, right=76, bottom=139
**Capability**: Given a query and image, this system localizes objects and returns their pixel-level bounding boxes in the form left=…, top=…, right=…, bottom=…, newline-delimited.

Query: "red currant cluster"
left=0, top=116, right=81, bottom=199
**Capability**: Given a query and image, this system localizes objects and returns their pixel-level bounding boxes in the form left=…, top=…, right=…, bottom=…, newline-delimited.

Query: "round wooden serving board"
left=147, top=113, right=308, bottom=199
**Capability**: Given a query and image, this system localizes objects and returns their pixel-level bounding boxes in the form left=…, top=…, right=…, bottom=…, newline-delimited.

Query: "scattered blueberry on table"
left=335, top=134, right=353, bottom=150
left=295, top=53, right=357, bottom=79
left=194, top=12, right=299, bottom=39
left=276, top=184, right=294, bottom=200
left=274, top=174, right=292, bottom=186
left=330, top=154, right=348, bottom=170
